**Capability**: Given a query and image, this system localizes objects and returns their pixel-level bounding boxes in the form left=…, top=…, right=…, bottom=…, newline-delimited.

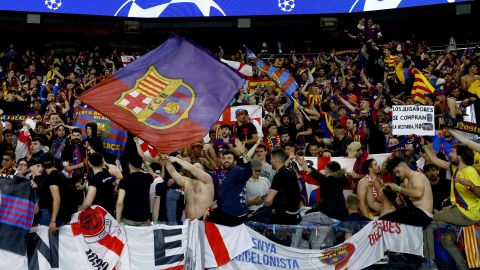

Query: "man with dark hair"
left=423, top=163, right=450, bottom=212
left=214, top=124, right=235, bottom=153
left=81, top=152, right=116, bottom=215
left=116, top=154, right=153, bottom=226
left=205, top=139, right=259, bottom=226
left=357, top=158, right=382, bottom=219
left=298, top=159, right=349, bottom=220
left=386, top=157, right=433, bottom=218
left=425, top=143, right=480, bottom=224
left=0, top=125, right=15, bottom=159
left=345, top=117, right=366, bottom=145
left=330, top=125, right=353, bottom=157
left=1, top=150, right=16, bottom=175
left=254, top=144, right=276, bottom=183
left=306, top=142, right=322, bottom=157
left=30, top=136, right=47, bottom=160
left=250, top=148, right=300, bottom=224
left=61, top=128, right=86, bottom=176
left=40, top=152, right=75, bottom=232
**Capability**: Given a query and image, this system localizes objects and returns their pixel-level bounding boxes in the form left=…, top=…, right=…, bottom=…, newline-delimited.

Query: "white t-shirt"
left=246, top=176, right=270, bottom=211
left=149, top=176, right=164, bottom=213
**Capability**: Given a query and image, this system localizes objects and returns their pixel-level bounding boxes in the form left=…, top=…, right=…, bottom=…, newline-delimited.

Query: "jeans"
left=37, top=208, right=64, bottom=227
left=166, top=189, right=181, bottom=225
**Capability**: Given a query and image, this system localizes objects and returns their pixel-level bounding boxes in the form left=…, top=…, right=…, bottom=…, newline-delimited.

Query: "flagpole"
left=289, top=96, right=310, bottom=122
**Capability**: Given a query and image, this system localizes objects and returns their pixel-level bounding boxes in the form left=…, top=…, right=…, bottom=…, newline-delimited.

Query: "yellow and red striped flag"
left=411, top=68, right=435, bottom=104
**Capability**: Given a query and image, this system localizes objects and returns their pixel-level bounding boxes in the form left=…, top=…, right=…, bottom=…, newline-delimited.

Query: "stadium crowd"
left=1, top=18, right=480, bottom=269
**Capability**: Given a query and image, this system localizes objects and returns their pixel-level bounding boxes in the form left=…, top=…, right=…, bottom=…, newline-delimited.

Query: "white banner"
left=392, top=105, right=435, bottom=136
left=216, top=220, right=423, bottom=270
left=0, top=217, right=422, bottom=270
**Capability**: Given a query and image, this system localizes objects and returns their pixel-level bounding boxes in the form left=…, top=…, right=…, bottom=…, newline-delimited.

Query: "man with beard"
left=205, top=138, right=260, bottom=226
left=385, top=157, right=433, bottom=222
left=425, top=144, right=480, bottom=224
left=357, top=158, right=382, bottom=219
left=213, top=124, right=236, bottom=153
left=61, top=128, right=87, bottom=177
left=423, top=164, right=450, bottom=212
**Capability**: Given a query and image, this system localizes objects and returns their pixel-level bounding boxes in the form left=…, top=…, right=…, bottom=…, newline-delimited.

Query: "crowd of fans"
left=1, top=17, right=480, bottom=268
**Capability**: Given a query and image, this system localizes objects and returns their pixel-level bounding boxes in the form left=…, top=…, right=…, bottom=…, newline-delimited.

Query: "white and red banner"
left=15, top=126, right=32, bottom=161
left=218, top=105, right=263, bottom=137
left=0, top=209, right=423, bottom=270
left=135, top=137, right=159, bottom=158
left=215, top=220, right=423, bottom=270
left=71, top=206, right=128, bottom=270
left=220, top=59, right=253, bottom=80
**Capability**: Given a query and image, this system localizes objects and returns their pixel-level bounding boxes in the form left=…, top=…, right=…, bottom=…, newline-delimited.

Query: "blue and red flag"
left=246, top=48, right=298, bottom=96
left=72, top=106, right=128, bottom=156
left=0, top=175, right=36, bottom=255
left=79, top=36, right=245, bottom=153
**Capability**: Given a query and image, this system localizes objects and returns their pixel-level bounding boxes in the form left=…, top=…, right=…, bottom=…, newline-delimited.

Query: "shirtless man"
left=385, top=157, right=433, bottom=217
left=460, top=63, right=478, bottom=91
left=357, top=159, right=382, bottom=219
left=164, top=155, right=214, bottom=220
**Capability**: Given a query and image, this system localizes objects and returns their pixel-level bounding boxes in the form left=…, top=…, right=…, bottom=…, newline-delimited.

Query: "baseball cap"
left=235, top=109, right=248, bottom=117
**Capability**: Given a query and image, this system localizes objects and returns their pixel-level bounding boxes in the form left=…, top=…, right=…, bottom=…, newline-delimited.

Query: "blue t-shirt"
left=217, top=161, right=252, bottom=217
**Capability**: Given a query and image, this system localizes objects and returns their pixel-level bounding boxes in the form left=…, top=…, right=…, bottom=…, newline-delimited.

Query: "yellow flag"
left=468, top=80, right=480, bottom=98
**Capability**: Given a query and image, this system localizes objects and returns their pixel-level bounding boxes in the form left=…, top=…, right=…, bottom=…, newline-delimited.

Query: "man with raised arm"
left=164, top=155, right=214, bottom=220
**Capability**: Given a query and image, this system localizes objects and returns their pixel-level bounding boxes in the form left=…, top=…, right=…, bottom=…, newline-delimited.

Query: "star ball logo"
left=115, top=0, right=226, bottom=17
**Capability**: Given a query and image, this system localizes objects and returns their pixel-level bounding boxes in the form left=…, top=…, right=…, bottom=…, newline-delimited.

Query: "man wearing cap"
left=346, top=141, right=368, bottom=188
left=250, top=149, right=301, bottom=224
left=164, top=155, right=214, bottom=220
left=234, top=109, right=258, bottom=147
left=246, top=159, right=271, bottom=213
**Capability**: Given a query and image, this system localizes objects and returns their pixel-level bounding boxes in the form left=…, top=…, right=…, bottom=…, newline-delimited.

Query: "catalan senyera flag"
left=79, top=37, right=245, bottom=153
left=411, top=68, right=435, bottom=104
left=468, top=80, right=480, bottom=98
left=246, top=48, right=297, bottom=96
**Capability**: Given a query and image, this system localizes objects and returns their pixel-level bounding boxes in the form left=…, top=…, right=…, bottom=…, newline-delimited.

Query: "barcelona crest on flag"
left=115, top=65, right=196, bottom=129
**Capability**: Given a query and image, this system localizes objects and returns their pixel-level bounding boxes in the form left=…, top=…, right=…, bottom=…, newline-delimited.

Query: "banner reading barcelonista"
left=392, top=105, right=435, bottom=136
left=215, top=220, right=423, bottom=270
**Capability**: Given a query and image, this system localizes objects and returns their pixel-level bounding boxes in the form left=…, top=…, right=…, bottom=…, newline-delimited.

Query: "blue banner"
left=0, top=0, right=469, bottom=18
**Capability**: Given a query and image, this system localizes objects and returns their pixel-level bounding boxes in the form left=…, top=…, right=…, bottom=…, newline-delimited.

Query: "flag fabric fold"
left=79, top=36, right=245, bottom=154
left=411, top=68, right=435, bottom=104
left=246, top=48, right=298, bottom=96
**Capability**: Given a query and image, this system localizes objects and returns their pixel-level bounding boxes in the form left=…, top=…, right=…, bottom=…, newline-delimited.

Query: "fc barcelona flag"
left=79, top=36, right=245, bottom=153
left=73, top=107, right=128, bottom=156
left=246, top=48, right=298, bottom=96
left=0, top=175, right=36, bottom=255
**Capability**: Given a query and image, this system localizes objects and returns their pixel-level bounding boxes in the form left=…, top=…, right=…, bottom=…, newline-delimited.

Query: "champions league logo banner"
left=0, top=0, right=469, bottom=18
